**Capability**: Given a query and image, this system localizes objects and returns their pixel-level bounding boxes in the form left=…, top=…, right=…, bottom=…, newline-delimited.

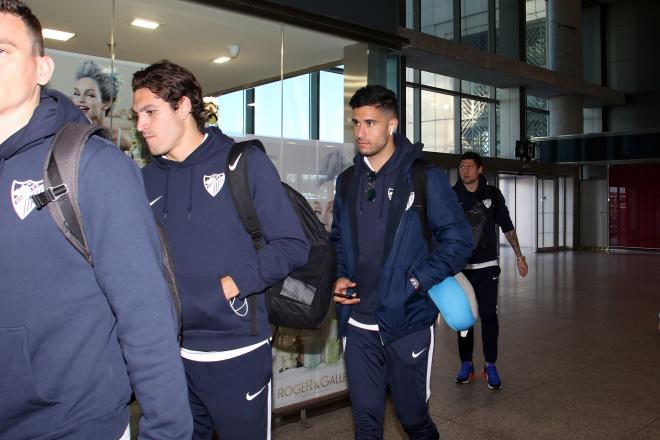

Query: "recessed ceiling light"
left=131, top=18, right=160, bottom=30
left=42, top=28, right=75, bottom=41
left=213, top=56, right=231, bottom=64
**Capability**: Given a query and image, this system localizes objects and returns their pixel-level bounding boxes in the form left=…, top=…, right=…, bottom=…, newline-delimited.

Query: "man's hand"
left=516, top=256, right=528, bottom=278
left=333, top=277, right=359, bottom=305
left=221, top=275, right=240, bottom=300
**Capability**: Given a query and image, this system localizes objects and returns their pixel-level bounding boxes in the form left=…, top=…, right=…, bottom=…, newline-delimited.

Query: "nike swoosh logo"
left=492, top=276, right=498, bottom=280
left=149, top=195, right=163, bottom=206
left=412, top=347, right=427, bottom=359
left=228, top=153, right=243, bottom=171
left=245, top=384, right=267, bottom=401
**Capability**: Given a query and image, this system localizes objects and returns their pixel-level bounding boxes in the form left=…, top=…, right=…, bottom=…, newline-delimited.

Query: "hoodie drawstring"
left=162, top=168, right=171, bottom=219
left=0, top=158, right=5, bottom=179
left=358, top=171, right=365, bottom=214
left=378, top=176, right=386, bottom=219
left=187, top=166, right=194, bottom=220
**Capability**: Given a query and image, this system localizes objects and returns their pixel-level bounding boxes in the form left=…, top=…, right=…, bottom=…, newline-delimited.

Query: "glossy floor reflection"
left=273, top=249, right=660, bottom=440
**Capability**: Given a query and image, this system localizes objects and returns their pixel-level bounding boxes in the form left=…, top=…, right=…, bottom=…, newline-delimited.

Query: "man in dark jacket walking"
left=0, top=2, right=192, bottom=439
left=134, top=60, right=309, bottom=440
left=331, top=85, right=473, bottom=439
left=452, top=152, right=529, bottom=390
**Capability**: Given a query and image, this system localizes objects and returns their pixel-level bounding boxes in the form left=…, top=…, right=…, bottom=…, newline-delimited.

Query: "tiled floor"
left=272, top=249, right=660, bottom=440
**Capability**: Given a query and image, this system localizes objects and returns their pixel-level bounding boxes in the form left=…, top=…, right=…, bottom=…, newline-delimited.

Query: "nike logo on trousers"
left=412, top=347, right=427, bottom=358
left=246, top=384, right=267, bottom=401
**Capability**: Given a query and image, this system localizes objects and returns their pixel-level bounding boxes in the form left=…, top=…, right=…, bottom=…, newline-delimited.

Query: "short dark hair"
left=132, top=60, right=205, bottom=130
left=0, top=0, right=45, bottom=56
left=349, top=85, right=398, bottom=116
left=459, top=151, right=484, bottom=169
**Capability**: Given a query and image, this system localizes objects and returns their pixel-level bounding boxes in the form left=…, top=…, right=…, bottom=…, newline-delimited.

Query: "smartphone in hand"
left=333, top=288, right=358, bottom=299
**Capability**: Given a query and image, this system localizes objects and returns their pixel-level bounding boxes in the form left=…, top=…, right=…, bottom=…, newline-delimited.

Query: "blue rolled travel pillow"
left=428, top=272, right=478, bottom=331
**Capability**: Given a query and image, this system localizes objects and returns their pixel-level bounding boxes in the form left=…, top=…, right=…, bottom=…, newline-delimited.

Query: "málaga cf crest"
left=12, top=179, right=44, bottom=220
left=203, top=173, right=225, bottom=197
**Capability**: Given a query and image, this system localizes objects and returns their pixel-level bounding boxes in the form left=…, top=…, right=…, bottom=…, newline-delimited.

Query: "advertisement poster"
left=45, top=49, right=150, bottom=166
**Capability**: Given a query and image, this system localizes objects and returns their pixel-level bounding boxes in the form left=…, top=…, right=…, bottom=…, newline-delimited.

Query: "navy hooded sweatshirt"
left=0, top=89, right=192, bottom=439
left=453, top=174, right=514, bottom=264
left=332, top=134, right=473, bottom=344
left=141, top=127, right=309, bottom=352
left=352, top=140, right=407, bottom=324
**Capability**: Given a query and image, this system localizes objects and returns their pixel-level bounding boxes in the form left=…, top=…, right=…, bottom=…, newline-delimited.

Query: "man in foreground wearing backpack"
left=0, top=2, right=192, bottom=439
left=452, top=152, right=529, bottom=390
left=331, top=85, right=473, bottom=439
left=133, top=60, right=309, bottom=440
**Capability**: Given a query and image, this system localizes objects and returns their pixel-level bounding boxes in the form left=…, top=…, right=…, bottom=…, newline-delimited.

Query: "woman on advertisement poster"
left=71, top=60, right=132, bottom=152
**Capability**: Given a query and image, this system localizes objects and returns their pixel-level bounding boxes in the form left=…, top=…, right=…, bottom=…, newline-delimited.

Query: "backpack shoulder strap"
left=226, top=139, right=268, bottom=336
left=410, top=159, right=431, bottom=246
left=338, top=165, right=354, bottom=200
left=31, top=122, right=110, bottom=265
left=226, top=140, right=267, bottom=250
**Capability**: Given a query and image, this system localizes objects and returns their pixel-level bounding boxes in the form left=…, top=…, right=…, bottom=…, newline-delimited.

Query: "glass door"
left=537, top=177, right=557, bottom=250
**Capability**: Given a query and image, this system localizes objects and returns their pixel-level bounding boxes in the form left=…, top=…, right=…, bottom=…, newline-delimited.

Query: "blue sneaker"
left=482, top=364, right=502, bottom=390
left=455, top=361, right=474, bottom=384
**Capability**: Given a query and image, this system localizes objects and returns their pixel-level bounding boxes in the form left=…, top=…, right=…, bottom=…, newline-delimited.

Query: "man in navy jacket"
left=0, top=2, right=192, bottom=439
left=134, top=60, right=309, bottom=440
left=331, top=85, right=473, bottom=439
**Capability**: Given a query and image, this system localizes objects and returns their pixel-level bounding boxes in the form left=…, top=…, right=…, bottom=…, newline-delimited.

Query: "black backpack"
left=30, top=123, right=182, bottom=337
left=226, top=139, right=335, bottom=331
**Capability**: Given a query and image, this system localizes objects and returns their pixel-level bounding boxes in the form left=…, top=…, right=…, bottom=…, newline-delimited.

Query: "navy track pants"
left=457, top=265, right=501, bottom=364
left=182, top=343, right=272, bottom=440
left=343, top=324, right=439, bottom=440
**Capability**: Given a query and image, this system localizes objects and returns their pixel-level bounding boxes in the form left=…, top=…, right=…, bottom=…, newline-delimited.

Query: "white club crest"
left=405, top=192, right=415, bottom=211
left=12, top=179, right=44, bottom=220
left=387, top=188, right=394, bottom=200
left=203, top=173, right=225, bottom=197
left=483, top=198, right=492, bottom=209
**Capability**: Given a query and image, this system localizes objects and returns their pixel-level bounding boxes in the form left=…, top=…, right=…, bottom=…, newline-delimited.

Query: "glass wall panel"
left=254, top=81, right=283, bottom=138
left=495, top=103, right=501, bottom=157
left=462, top=80, right=489, bottom=98
left=526, top=0, right=547, bottom=67
left=283, top=75, right=310, bottom=140
left=526, top=110, right=548, bottom=137
left=461, top=0, right=489, bottom=50
left=566, top=177, right=574, bottom=248
left=526, top=94, right=548, bottom=110
left=461, top=98, right=489, bottom=155
left=319, top=71, right=344, bottom=143
left=559, top=177, right=565, bottom=247
left=406, top=86, right=416, bottom=141
left=537, top=178, right=555, bottom=249
left=422, top=71, right=458, bottom=91
left=421, top=0, right=454, bottom=40
left=406, top=0, right=415, bottom=28
left=421, top=90, right=455, bottom=153
left=216, top=90, right=245, bottom=136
